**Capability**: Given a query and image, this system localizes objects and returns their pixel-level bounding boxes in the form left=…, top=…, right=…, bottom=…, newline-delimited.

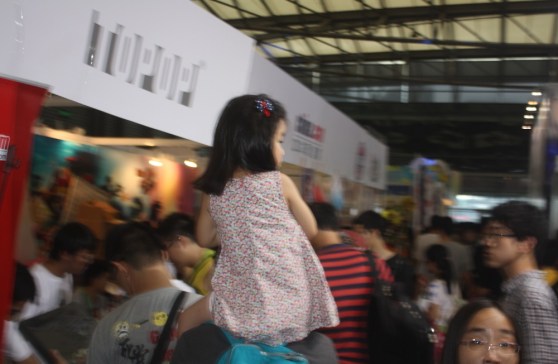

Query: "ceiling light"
left=526, top=106, right=537, bottom=112
left=524, top=115, right=535, bottom=119
left=531, top=91, right=543, bottom=96
left=184, top=160, right=198, bottom=168
left=527, top=101, right=538, bottom=106
left=522, top=125, right=532, bottom=130
left=149, top=159, right=163, bottom=167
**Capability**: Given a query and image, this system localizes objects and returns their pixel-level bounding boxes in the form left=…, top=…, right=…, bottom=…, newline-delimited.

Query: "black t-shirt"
left=386, top=253, right=416, bottom=298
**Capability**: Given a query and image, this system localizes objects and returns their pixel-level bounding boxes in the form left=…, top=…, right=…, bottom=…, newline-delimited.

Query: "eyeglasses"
left=460, top=339, right=520, bottom=355
left=481, top=233, right=516, bottom=240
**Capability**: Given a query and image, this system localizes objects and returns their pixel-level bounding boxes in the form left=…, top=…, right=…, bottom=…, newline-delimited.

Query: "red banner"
left=0, top=78, right=46, bottom=355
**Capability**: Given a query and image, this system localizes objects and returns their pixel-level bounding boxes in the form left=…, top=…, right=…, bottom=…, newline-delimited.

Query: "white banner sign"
left=247, top=54, right=387, bottom=189
left=0, top=0, right=255, bottom=146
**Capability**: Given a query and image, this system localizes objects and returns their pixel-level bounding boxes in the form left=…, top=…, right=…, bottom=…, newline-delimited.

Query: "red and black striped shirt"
left=318, top=244, right=393, bottom=364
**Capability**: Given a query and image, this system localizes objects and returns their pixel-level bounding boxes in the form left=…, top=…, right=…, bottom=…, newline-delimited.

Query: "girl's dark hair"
left=194, top=94, right=286, bottom=195
left=441, top=299, right=521, bottom=364
left=425, top=244, right=454, bottom=294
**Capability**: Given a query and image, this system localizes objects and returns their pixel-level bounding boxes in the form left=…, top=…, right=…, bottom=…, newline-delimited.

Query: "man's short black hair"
left=49, top=222, right=97, bottom=260
left=353, top=210, right=388, bottom=236
left=308, top=202, right=339, bottom=231
left=105, top=222, right=165, bottom=270
left=13, top=262, right=36, bottom=303
left=157, top=212, right=196, bottom=245
left=431, top=216, right=454, bottom=235
left=490, top=201, right=547, bottom=263
left=81, top=259, right=113, bottom=286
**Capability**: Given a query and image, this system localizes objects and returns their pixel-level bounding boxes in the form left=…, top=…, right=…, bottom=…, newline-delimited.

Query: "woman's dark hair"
left=425, top=244, right=454, bottom=294
left=441, top=299, right=521, bottom=364
left=81, top=259, right=113, bottom=286
left=49, top=222, right=97, bottom=260
left=194, top=94, right=287, bottom=195
left=13, top=262, right=36, bottom=303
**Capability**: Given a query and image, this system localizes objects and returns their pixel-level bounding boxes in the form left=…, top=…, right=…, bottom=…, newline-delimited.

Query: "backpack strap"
left=150, top=291, right=186, bottom=364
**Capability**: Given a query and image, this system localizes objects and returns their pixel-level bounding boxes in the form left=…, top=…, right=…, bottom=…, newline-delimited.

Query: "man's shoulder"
left=30, top=263, right=72, bottom=282
left=96, top=288, right=190, bottom=327
left=447, top=240, right=469, bottom=251
left=317, top=244, right=372, bottom=273
left=29, top=263, right=46, bottom=276
left=318, top=243, right=367, bottom=256
left=416, top=233, right=440, bottom=245
left=506, top=271, right=558, bottom=307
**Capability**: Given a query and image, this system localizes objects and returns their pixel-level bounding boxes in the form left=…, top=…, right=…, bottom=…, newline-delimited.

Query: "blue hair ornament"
left=255, top=98, right=274, bottom=117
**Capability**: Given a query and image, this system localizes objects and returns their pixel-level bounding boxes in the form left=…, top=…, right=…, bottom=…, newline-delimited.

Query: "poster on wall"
left=30, top=135, right=196, bottom=242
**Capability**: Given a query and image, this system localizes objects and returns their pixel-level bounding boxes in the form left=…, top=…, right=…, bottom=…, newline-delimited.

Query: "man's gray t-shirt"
left=87, top=287, right=201, bottom=364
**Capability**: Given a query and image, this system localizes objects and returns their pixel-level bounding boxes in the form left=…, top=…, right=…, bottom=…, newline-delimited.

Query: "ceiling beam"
left=226, top=1, right=558, bottom=31
left=331, top=102, right=526, bottom=123
left=273, top=46, right=558, bottom=64
left=282, top=64, right=544, bottom=90
left=255, top=30, right=556, bottom=47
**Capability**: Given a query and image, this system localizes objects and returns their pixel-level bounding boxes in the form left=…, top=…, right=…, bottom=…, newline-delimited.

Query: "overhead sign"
left=0, top=0, right=255, bottom=146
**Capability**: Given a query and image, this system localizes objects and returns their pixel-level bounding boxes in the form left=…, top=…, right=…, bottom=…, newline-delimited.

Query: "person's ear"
left=111, top=261, right=128, bottom=275
left=519, top=236, right=537, bottom=253
left=161, top=249, right=170, bottom=261
left=111, top=261, right=134, bottom=294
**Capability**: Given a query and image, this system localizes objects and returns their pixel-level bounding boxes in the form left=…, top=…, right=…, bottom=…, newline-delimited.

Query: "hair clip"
left=255, top=98, right=274, bottom=117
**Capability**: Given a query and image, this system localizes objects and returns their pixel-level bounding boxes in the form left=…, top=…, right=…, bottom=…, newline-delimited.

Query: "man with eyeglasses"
left=483, top=201, right=558, bottom=363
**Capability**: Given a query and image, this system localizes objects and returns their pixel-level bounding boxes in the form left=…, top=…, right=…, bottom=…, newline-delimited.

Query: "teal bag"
left=217, top=329, right=309, bottom=364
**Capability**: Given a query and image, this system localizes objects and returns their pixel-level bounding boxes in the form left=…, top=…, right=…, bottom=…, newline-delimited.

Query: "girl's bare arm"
left=196, top=193, right=218, bottom=248
left=280, top=173, right=318, bottom=239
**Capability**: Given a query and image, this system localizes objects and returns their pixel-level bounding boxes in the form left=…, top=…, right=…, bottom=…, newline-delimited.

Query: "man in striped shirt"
left=309, top=203, right=393, bottom=363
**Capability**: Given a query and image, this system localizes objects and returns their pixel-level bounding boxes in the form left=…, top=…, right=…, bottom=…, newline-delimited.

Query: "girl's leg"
left=177, top=294, right=212, bottom=335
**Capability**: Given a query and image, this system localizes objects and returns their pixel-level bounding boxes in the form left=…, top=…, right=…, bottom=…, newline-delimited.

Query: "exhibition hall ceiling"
left=192, top=0, right=558, bottom=174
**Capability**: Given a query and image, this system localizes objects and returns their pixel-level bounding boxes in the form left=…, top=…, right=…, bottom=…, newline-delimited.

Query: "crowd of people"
left=4, top=94, right=558, bottom=364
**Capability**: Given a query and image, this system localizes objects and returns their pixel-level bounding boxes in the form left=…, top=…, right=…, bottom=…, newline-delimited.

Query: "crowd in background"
left=6, top=199, right=558, bottom=364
